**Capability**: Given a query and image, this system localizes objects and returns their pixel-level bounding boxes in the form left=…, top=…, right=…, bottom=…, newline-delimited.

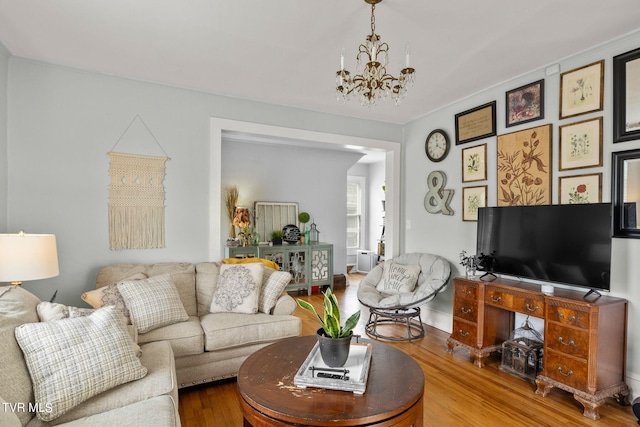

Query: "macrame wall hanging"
left=108, top=115, right=169, bottom=250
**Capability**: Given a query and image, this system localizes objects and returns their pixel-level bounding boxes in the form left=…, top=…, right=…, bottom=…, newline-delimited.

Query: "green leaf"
left=324, top=315, right=340, bottom=338
left=340, top=310, right=361, bottom=337
left=296, top=299, right=325, bottom=329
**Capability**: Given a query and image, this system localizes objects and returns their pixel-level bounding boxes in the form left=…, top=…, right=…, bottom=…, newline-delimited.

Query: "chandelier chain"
left=371, top=4, right=376, bottom=34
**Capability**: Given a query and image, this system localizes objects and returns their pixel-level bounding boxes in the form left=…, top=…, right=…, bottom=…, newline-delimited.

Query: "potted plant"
left=271, top=230, right=284, bottom=245
left=296, top=288, right=361, bottom=367
left=298, top=211, right=310, bottom=244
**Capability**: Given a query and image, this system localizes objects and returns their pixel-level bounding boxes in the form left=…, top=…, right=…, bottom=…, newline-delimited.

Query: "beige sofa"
left=0, top=285, right=181, bottom=427
left=94, top=262, right=302, bottom=388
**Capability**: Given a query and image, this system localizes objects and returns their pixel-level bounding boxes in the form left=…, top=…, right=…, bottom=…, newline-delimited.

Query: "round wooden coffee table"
left=237, top=335, right=424, bottom=426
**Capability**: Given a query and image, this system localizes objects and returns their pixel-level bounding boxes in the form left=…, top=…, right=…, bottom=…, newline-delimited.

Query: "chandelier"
left=336, top=0, right=415, bottom=107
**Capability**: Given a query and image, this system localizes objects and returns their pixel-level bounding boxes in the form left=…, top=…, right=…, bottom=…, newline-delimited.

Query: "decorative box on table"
left=294, top=341, right=372, bottom=394
left=499, top=318, right=543, bottom=383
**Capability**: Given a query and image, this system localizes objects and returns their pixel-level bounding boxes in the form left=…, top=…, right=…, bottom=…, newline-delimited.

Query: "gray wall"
left=0, top=43, right=9, bottom=232
left=222, top=139, right=363, bottom=275
left=403, top=30, right=640, bottom=391
left=5, top=58, right=401, bottom=306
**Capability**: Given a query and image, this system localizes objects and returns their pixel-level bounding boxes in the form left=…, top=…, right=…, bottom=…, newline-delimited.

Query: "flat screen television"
left=476, top=203, right=612, bottom=292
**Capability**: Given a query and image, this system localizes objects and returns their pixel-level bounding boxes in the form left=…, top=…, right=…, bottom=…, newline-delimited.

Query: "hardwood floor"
left=178, top=275, right=635, bottom=426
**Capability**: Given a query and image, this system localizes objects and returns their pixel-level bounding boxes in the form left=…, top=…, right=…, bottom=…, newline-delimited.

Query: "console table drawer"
left=546, top=323, right=589, bottom=358
left=546, top=305, right=590, bottom=329
left=485, top=290, right=544, bottom=317
left=453, top=298, right=478, bottom=322
left=545, top=350, right=588, bottom=391
left=454, top=282, right=478, bottom=300
left=451, top=318, right=477, bottom=347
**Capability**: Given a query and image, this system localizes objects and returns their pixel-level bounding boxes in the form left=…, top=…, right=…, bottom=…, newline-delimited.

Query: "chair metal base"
left=364, top=306, right=425, bottom=341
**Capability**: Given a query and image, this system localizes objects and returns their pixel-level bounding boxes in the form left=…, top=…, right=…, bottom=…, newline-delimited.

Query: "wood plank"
left=178, top=275, right=635, bottom=426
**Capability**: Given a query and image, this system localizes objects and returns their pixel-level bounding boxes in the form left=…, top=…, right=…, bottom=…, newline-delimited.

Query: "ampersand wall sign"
left=424, top=170, right=454, bottom=216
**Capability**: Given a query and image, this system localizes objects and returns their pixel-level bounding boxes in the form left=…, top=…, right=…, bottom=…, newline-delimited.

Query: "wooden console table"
left=446, top=276, right=629, bottom=420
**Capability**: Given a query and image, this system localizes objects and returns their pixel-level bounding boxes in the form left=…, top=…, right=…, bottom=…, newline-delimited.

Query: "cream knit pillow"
left=14, top=306, right=147, bottom=421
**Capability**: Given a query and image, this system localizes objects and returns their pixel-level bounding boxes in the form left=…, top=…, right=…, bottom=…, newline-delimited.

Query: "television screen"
left=476, top=203, right=612, bottom=291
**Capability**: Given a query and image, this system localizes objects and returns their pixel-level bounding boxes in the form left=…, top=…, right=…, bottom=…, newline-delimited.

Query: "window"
left=347, top=176, right=365, bottom=249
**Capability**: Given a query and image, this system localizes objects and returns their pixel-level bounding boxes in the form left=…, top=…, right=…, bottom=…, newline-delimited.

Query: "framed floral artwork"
left=558, top=173, right=602, bottom=204
left=497, top=124, right=552, bottom=206
left=462, top=185, right=487, bottom=222
left=559, top=60, right=604, bottom=119
left=506, top=79, right=544, bottom=127
left=462, top=144, right=487, bottom=182
left=559, top=117, right=603, bottom=171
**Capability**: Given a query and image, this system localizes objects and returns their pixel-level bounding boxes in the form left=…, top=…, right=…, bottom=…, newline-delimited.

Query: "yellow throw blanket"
left=222, top=257, right=280, bottom=271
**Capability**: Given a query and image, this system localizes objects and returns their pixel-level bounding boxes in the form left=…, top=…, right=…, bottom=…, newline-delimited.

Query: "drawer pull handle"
left=460, top=307, right=472, bottom=314
left=525, top=304, right=539, bottom=312
left=559, top=313, right=576, bottom=322
left=458, top=330, right=470, bottom=337
left=490, top=295, right=502, bottom=303
left=464, top=290, right=472, bottom=296
left=557, top=367, right=574, bottom=377
left=558, top=337, right=575, bottom=346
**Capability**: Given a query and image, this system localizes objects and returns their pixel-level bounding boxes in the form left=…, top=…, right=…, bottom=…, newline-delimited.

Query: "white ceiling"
left=1, top=0, right=639, bottom=125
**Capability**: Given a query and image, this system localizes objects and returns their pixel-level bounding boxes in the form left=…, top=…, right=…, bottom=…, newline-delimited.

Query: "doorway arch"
left=209, top=118, right=400, bottom=264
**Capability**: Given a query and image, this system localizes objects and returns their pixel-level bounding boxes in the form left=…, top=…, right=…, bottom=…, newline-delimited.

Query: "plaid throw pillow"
left=117, top=273, right=189, bottom=333
left=14, top=306, right=147, bottom=421
left=258, top=268, right=292, bottom=314
left=81, top=272, right=147, bottom=324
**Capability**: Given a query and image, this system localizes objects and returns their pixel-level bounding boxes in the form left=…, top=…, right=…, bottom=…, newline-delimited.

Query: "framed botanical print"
left=497, top=124, right=552, bottom=206
left=559, top=60, right=604, bottom=119
left=506, top=79, right=544, bottom=127
left=462, top=185, right=487, bottom=222
left=559, top=117, right=603, bottom=171
left=462, top=144, right=487, bottom=182
left=455, top=101, right=496, bottom=145
left=558, top=173, right=602, bottom=204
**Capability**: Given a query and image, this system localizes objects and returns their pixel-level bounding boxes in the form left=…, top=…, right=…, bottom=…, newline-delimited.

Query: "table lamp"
left=0, top=231, right=60, bottom=286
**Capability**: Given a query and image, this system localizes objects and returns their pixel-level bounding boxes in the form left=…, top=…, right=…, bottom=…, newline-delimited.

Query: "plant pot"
left=272, top=237, right=282, bottom=245
left=316, top=328, right=352, bottom=367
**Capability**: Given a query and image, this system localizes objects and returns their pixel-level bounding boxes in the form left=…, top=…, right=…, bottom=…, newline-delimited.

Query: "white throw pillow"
left=259, top=268, right=292, bottom=314
left=81, top=272, right=147, bottom=324
left=376, top=262, right=421, bottom=294
left=210, top=263, right=264, bottom=314
left=117, top=273, right=189, bottom=333
left=37, top=302, right=95, bottom=322
left=14, top=306, right=147, bottom=421
left=36, top=301, right=68, bottom=322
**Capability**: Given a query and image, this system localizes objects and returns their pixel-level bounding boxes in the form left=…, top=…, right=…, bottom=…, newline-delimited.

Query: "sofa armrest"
left=272, top=294, right=297, bottom=315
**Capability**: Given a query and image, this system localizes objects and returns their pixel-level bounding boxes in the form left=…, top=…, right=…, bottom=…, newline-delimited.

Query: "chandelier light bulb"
left=405, top=43, right=411, bottom=68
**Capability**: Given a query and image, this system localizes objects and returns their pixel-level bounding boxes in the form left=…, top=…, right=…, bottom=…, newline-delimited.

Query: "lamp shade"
left=0, top=233, right=59, bottom=283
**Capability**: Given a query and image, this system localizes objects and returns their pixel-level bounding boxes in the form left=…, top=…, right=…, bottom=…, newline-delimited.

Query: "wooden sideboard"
left=446, top=276, right=629, bottom=420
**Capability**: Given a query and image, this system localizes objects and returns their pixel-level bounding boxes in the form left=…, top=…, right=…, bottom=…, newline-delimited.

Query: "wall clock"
left=425, top=129, right=450, bottom=162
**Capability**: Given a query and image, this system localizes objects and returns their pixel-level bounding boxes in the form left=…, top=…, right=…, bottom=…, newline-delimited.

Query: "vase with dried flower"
left=224, top=186, right=239, bottom=238
left=233, top=207, right=251, bottom=246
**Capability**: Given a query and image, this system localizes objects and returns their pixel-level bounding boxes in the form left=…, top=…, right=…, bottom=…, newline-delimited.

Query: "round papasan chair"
left=357, top=253, right=451, bottom=341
